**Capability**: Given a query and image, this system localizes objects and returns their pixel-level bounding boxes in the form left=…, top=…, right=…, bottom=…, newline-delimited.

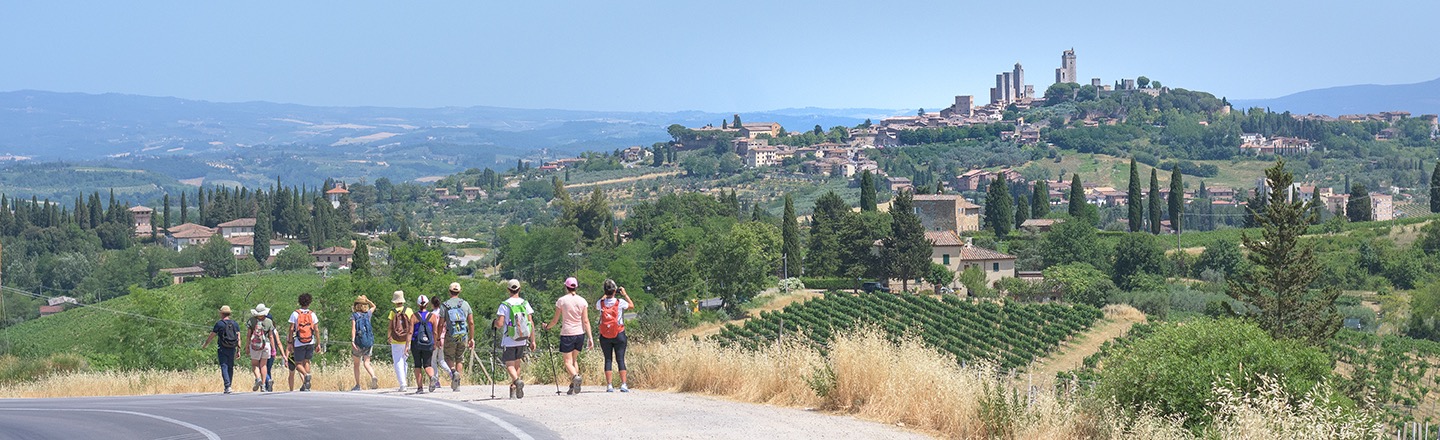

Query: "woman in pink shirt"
left=544, top=277, right=593, bottom=395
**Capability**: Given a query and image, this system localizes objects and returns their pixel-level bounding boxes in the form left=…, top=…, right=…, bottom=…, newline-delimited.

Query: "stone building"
left=1055, top=49, right=1077, bottom=84
left=912, top=194, right=981, bottom=233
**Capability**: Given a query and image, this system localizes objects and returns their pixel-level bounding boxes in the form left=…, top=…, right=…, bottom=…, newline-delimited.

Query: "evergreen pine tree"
left=1031, top=180, right=1049, bottom=218
left=985, top=178, right=1014, bottom=237
left=733, top=114, right=742, bottom=128
left=1068, top=174, right=1085, bottom=219
left=881, top=191, right=931, bottom=292
left=781, top=195, right=802, bottom=278
left=859, top=170, right=877, bottom=211
left=1014, top=195, right=1030, bottom=230
left=179, top=191, right=188, bottom=225
left=1148, top=169, right=1162, bottom=234
left=1126, top=159, right=1143, bottom=232
left=1430, top=161, right=1440, bottom=213
left=253, top=206, right=272, bottom=267
left=1169, top=167, right=1185, bottom=233
left=1346, top=183, right=1371, bottom=222
left=806, top=191, right=847, bottom=277
left=162, top=194, right=172, bottom=229
left=1228, top=160, right=1340, bottom=345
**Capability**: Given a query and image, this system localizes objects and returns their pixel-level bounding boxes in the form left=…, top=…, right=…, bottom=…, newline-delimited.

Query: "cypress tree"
left=1126, top=159, right=1143, bottom=232
left=781, top=194, right=802, bottom=278
left=179, top=191, right=189, bottom=225
left=1431, top=161, right=1440, bottom=213
left=859, top=170, right=877, bottom=211
left=1032, top=180, right=1049, bottom=219
left=1148, top=169, right=1162, bottom=234
left=1014, top=195, right=1030, bottom=230
left=162, top=194, right=172, bottom=230
left=806, top=191, right=847, bottom=277
left=253, top=206, right=272, bottom=267
left=1068, top=174, right=1085, bottom=219
left=985, top=178, right=1013, bottom=237
left=1169, top=167, right=1185, bottom=233
left=352, top=238, right=370, bottom=278
left=1346, top=183, right=1371, bottom=222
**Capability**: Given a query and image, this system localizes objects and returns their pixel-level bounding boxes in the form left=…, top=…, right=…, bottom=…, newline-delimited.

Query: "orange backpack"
left=295, top=310, right=316, bottom=344
left=599, top=299, right=623, bottom=339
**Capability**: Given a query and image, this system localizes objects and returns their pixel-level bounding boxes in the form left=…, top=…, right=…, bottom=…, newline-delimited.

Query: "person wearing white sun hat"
left=386, top=290, right=416, bottom=392
left=245, top=303, right=281, bottom=393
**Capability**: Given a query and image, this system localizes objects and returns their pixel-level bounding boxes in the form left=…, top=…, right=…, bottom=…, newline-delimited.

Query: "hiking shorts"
left=292, top=344, right=315, bottom=362
left=444, top=336, right=467, bottom=365
left=411, top=346, right=434, bottom=369
left=559, top=334, right=585, bottom=353
left=501, top=346, right=528, bottom=363
left=352, top=345, right=372, bottom=358
left=249, top=347, right=269, bottom=361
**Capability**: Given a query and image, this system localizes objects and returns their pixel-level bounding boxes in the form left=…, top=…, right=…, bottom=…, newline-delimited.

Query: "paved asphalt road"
left=0, top=391, right=559, bottom=440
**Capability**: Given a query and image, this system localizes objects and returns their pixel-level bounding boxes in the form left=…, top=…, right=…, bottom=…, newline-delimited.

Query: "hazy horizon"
left=3, top=1, right=1438, bottom=112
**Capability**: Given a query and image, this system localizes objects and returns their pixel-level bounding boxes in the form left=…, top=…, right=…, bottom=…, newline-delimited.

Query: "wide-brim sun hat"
left=564, top=277, right=578, bottom=289
left=391, top=290, right=406, bottom=304
left=252, top=303, right=270, bottom=316
left=219, top=305, right=232, bottom=314
left=354, top=295, right=372, bottom=306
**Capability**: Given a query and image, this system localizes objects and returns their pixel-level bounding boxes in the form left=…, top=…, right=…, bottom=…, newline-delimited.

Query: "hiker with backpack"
left=596, top=280, right=633, bottom=393
left=387, top=290, right=416, bottom=392
left=543, top=277, right=593, bottom=395
left=351, top=295, right=379, bottom=391
left=440, top=282, right=475, bottom=391
left=246, top=304, right=282, bottom=393
left=202, top=305, right=240, bottom=394
left=411, top=295, right=440, bottom=394
left=495, top=279, right=536, bottom=399
left=287, top=293, right=320, bottom=392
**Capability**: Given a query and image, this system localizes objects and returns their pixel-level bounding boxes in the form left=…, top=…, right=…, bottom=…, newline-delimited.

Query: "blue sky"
left=2, top=0, right=1437, bottom=112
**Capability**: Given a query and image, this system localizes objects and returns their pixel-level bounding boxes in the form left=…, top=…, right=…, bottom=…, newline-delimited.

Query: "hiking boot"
left=450, top=370, right=460, bottom=391
left=253, top=378, right=262, bottom=392
left=369, top=377, right=378, bottom=390
left=301, top=375, right=311, bottom=392
left=514, top=379, right=525, bottom=399
left=570, top=375, right=582, bottom=395
left=350, top=385, right=361, bottom=392
left=620, top=383, right=629, bottom=393
left=224, top=387, right=232, bottom=394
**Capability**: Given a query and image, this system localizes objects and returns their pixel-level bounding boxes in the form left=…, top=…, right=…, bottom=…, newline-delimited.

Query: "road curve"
left=0, top=391, right=559, bottom=440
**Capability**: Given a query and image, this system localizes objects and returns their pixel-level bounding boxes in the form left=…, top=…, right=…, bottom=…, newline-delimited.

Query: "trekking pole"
left=489, top=327, right=499, bottom=398
left=546, top=332, right=562, bottom=395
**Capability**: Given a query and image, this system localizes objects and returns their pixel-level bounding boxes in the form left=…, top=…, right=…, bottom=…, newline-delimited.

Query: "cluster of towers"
left=987, top=49, right=1078, bottom=106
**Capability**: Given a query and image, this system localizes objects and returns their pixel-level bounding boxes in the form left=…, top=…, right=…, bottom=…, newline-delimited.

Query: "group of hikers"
left=204, top=277, right=633, bottom=398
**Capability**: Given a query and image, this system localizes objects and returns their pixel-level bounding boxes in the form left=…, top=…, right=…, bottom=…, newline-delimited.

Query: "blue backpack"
left=412, top=310, right=435, bottom=351
left=353, top=312, right=375, bottom=349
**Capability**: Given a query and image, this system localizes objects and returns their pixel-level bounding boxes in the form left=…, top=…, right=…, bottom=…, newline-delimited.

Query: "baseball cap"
left=417, top=295, right=429, bottom=306
left=449, top=282, right=462, bottom=293
left=564, top=277, right=578, bottom=289
left=507, top=279, right=521, bottom=291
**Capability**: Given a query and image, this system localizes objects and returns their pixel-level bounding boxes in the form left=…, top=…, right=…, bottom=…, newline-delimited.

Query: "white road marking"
left=346, top=393, right=535, bottom=440
left=0, top=408, right=221, bottom=440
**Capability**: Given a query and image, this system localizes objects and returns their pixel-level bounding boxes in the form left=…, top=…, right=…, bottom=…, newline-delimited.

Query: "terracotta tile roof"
left=310, top=246, right=354, bottom=256
left=925, top=231, right=964, bottom=246
left=225, top=236, right=288, bottom=246
left=128, top=205, right=153, bottom=213
left=325, top=187, right=350, bottom=194
left=956, top=243, right=1015, bottom=261
left=217, top=218, right=256, bottom=228
left=167, top=223, right=216, bottom=239
left=160, top=266, right=205, bottom=276
left=912, top=194, right=981, bottom=208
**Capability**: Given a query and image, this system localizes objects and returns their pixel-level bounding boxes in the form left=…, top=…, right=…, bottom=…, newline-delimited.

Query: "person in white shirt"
left=595, top=279, right=634, bottom=392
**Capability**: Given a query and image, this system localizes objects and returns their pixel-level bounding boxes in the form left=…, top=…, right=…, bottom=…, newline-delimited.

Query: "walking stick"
left=546, top=332, right=562, bottom=395
left=489, top=327, right=500, bottom=398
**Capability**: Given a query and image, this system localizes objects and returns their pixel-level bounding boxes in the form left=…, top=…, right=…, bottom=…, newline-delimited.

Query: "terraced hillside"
left=713, top=294, right=1103, bottom=370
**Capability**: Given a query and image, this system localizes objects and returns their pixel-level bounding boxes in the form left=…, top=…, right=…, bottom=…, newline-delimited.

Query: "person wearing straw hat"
left=386, top=290, right=416, bottom=392
left=245, top=303, right=281, bottom=393
left=495, top=279, right=536, bottom=399
left=202, top=305, right=240, bottom=394
left=351, top=295, right=379, bottom=391
left=544, top=276, right=593, bottom=395
left=439, top=281, right=474, bottom=392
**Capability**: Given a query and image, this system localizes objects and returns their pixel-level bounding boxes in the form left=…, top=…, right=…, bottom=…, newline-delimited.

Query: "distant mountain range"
left=1231, top=77, right=1440, bottom=116
left=0, top=90, right=897, bottom=162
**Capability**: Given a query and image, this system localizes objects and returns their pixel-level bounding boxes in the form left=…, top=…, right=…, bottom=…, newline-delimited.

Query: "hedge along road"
left=0, top=391, right=557, bottom=440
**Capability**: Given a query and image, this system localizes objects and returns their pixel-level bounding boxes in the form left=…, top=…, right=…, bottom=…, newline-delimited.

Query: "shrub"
left=1095, top=319, right=1336, bottom=430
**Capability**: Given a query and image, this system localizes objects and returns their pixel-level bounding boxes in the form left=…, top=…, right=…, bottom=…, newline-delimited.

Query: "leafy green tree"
left=1068, top=174, right=1086, bottom=220
left=1229, top=160, right=1340, bottom=345
left=805, top=191, right=847, bottom=276
left=1148, top=169, right=1162, bottom=234
left=701, top=221, right=779, bottom=316
left=1042, top=262, right=1113, bottom=307
left=781, top=195, right=802, bottom=277
left=389, top=242, right=448, bottom=294
left=925, top=262, right=954, bottom=290
left=647, top=252, right=698, bottom=316
left=1136, top=76, right=1151, bottom=89
left=1345, top=183, right=1371, bottom=222
left=984, top=178, right=1013, bottom=236
left=1168, top=166, right=1184, bottom=233
left=859, top=170, right=877, bottom=212
left=1112, top=233, right=1166, bottom=290
left=1126, top=159, right=1143, bottom=232
left=1031, top=180, right=1049, bottom=218
left=498, top=225, right=580, bottom=290
left=1042, top=217, right=1108, bottom=270
left=273, top=243, right=312, bottom=271
left=881, top=192, right=931, bottom=292
left=1195, top=239, right=1243, bottom=279
left=958, top=266, right=989, bottom=297
left=838, top=211, right=891, bottom=281
left=199, top=233, right=235, bottom=278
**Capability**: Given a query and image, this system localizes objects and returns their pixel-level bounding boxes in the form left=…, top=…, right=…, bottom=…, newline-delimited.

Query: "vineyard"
left=712, top=293, right=1104, bottom=370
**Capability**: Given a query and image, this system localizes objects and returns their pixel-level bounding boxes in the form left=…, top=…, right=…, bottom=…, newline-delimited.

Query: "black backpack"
left=217, top=320, right=239, bottom=349
left=413, top=310, right=435, bottom=351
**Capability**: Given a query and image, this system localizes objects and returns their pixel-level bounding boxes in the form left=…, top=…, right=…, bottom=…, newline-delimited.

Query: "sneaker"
left=509, top=385, right=517, bottom=399
left=253, top=378, right=262, bottom=392
left=397, top=386, right=406, bottom=393
left=514, top=379, right=525, bottom=399
left=606, top=385, right=614, bottom=393
left=224, top=387, right=232, bottom=394
left=430, top=378, right=438, bottom=393
left=369, top=377, right=379, bottom=390
left=301, top=375, right=311, bottom=392
left=450, top=370, right=460, bottom=391
left=265, top=380, right=274, bottom=392
left=350, top=385, right=361, bottom=392
left=620, top=383, right=629, bottom=393
left=570, top=375, right=582, bottom=395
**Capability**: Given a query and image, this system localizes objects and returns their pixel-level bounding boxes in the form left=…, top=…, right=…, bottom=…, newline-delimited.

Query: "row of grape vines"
left=712, top=293, right=1104, bottom=370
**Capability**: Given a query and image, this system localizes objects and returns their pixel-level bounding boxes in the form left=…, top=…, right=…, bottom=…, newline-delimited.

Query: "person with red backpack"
left=595, top=280, right=633, bottom=393
left=287, top=293, right=320, bottom=392
left=246, top=303, right=281, bottom=393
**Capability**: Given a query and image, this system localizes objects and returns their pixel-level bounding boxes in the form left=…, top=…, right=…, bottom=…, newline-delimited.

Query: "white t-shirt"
left=495, top=297, right=534, bottom=348
left=288, top=309, right=319, bottom=347
left=595, top=298, right=631, bottom=326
